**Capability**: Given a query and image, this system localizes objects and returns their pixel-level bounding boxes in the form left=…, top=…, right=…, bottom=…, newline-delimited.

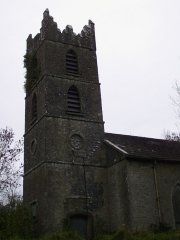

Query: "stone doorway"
left=70, top=214, right=93, bottom=239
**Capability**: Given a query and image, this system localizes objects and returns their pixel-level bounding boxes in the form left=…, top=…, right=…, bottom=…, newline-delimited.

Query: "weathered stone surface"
left=24, top=9, right=180, bottom=238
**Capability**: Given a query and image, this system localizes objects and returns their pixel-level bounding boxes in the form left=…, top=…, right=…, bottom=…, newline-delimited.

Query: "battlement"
left=27, top=9, right=96, bottom=52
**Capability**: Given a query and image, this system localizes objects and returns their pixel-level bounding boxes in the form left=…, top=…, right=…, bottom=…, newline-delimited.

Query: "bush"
left=39, top=231, right=84, bottom=240
left=94, top=229, right=180, bottom=240
left=0, top=199, right=34, bottom=239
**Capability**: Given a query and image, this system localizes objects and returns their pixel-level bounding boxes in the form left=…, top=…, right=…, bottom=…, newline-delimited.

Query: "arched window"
left=67, top=86, right=81, bottom=113
left=31, top=93, right=37, bottom=122
left=172, top=184, right=180, bottom=228
left=66, top=50, right=78, bottom=75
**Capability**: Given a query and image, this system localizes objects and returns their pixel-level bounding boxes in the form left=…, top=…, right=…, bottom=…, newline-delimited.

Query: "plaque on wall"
left=70, top=134, right=84, bottom=150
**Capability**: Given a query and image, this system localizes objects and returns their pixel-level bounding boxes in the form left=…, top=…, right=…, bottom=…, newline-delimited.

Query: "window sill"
left=66, top=111, right=84, bottom=117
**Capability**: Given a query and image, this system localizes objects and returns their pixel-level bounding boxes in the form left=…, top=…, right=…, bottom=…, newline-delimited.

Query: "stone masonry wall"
left=107, top=159, right=129, bottom=232
left=155, top=161, right=180, bottom=228
left=126, top=160, right=180, bottom=229
left=127, top=160, right=159, bottom=229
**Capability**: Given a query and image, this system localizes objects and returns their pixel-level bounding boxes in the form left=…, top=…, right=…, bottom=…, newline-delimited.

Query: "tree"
left=165, top=131, right=180, bottom=141
left=164, top=81, right=180, bottom=141
left=0, top=127, right=23, bottom=204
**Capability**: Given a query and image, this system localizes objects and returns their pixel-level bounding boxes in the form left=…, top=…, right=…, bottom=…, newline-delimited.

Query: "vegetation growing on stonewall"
left=0, top=214, right=179, bottom=240
left=1, top=228, right=180, bottom=240
left=1, top=201, right=180, bottom=240
left=94, top=230, right=180, bottom=240
left=24, top=51, right=41, bottom=93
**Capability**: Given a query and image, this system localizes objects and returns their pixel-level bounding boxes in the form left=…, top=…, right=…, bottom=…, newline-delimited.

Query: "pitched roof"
left=105, top=132, right=180, bottom=162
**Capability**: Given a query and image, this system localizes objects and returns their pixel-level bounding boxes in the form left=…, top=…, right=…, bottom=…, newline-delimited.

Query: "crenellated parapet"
left=27, top=9, right=96, bottom=52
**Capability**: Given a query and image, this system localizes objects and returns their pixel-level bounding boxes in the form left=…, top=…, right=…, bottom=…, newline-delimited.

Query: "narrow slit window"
left=32, top=93, right=37, bottom=122
left=31, top=201, right=38, bottom=219
left=67, top=86, right=81, bottom=113
left=66, top=50, right=78, bottom=75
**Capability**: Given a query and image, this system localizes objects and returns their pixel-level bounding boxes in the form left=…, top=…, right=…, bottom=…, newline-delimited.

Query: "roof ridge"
left=104, top=132, right=180, bottom=144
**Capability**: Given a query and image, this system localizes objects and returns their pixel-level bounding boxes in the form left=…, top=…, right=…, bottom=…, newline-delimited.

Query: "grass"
left=94, top=230, right=180, bottom=240
left=3, top=229, right=180, bottom=240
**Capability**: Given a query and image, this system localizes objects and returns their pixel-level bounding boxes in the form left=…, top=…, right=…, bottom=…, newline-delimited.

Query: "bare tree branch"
left=0, top=127, right=23, bottom=203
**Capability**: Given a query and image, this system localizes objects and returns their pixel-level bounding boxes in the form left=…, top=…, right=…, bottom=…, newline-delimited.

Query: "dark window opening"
left=31, top=201, right=38, bottom=219
left=66, top=50, right=78, bottom=75
left=67, top=86, right=81, bottom=113
left=31, top=93, right=37, bottom=123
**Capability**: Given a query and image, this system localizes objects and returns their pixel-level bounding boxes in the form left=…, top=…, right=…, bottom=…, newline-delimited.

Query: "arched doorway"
left=172, top=184, right=180, bottom=228
left=69, top=213, right=93, bottom=239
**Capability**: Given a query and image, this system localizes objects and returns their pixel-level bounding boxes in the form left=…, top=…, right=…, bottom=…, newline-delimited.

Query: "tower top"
left=27, top=9, right=96, bottom=52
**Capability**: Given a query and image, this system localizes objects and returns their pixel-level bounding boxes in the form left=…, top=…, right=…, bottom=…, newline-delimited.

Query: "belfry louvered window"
left=67, top=86, right=81, bottom=113
left=66, top=50, right=78, bottom=75
left=31, top=93, right=37, bottom=123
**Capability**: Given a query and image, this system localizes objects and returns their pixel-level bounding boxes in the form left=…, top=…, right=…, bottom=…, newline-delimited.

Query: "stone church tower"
left=24, top=9, right=107, bottom=238
left=24, top=9, right=180, bottom=239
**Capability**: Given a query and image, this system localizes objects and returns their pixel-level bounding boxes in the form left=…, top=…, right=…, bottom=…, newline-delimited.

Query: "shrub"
left=0, top=199, right=34, bottom=239
left=39, top=231, right=84, bottom=240
left=94, top=229, right=180, bottom=240
left=24, top=51, right=41, bottom=93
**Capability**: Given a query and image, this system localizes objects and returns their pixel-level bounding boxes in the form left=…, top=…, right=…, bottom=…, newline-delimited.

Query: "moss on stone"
left=23, top=51, right=41, bottom=93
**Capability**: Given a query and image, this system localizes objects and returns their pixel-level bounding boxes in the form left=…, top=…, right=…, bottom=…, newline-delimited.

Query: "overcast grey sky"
left=1, top=0, right=180, bottom=140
